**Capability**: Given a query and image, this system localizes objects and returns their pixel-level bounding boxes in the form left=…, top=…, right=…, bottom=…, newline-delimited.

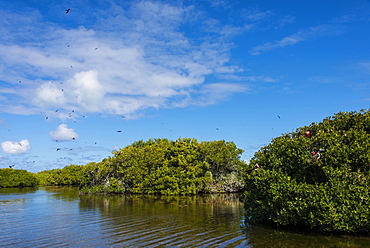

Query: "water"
left=1, top=187, right=370, bottom=247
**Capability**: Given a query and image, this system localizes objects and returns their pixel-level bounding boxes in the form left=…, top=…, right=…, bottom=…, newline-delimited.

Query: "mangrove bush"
left=244, top=109, right=370, bottom=233
left=79, top=138, right=246, bottom=194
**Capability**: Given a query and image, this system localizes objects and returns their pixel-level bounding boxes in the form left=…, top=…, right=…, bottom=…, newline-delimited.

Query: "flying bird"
left=66, top=9, right=70, bottom=13
left=117, top=131, right=122, bottom=132
left=9, top=164, right=15, bottom=169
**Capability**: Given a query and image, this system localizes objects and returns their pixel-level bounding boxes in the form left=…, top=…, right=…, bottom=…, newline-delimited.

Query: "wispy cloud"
left=0, top=1, right=249, bottom=118
left=250, top=24, right=344, bottom=55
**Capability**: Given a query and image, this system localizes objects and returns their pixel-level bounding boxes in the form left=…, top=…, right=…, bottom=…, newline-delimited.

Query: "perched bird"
left=66, top=9, right=70, bottom=14
left=246, top=164, right=260, bottom=174
left=308, top=149, right=325, bottom=163
left=308, top=152, right=321, bottom=163
left=305, top=130, right=311, bottom=138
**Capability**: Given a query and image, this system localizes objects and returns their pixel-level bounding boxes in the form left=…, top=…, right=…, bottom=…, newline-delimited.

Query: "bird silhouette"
left=66, top=9, right=70, bottom=14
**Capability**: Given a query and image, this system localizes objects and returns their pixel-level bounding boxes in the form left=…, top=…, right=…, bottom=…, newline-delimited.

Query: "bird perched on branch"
left=246, top=164, right=260, bottom=174
left=308, top=149, right=325, bottom=162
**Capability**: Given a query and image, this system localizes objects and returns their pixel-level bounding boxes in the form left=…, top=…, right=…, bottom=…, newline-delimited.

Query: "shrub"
left=79, top=138, right=246, bottom=194
left=0, top=168, right=38, bottom=187
left=37, top=164, right=84, bottom=186
left=244, top=109, right=370, bottom=233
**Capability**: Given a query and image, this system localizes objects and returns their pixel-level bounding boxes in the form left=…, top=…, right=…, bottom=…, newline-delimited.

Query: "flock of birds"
left=6, top=8, right=297, bottom=171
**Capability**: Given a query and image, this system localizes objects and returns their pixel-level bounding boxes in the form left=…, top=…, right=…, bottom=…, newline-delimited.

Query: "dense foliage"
left=0, top=168, right=38, bottom=187
left=37, top=165, right=84, bottom=186
left=79, top=138, right=246, bottom=194
left=244, top=109, right=370, bottom=233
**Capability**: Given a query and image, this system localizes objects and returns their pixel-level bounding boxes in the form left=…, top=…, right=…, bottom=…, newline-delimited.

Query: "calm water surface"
left=1, top=187, right=370, bottom=247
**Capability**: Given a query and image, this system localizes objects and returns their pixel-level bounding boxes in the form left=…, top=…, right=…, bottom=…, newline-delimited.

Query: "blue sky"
left=1, top=0, right=370, bottom=173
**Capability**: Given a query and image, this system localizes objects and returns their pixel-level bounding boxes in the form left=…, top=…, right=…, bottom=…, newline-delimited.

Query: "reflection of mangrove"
left=243, top=224, right=370, bottom=248
left=0, top=198, right=26, bottom=205
left=0, top=187, right=38, bottom=195
left=43, top=186, right=80, bottom=201
left=79, top=193, right=244, bottom=232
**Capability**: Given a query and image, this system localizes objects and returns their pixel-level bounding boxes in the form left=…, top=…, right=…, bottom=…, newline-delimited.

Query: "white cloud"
left=49, top=124, right=79, bottom=141
left=0, top=1, right=250, bottom=117
left=34, top=82, right=66, bottom=107
left=1, top=139, right=31, bottom=154
left=69, top=70, right=105, bottom=112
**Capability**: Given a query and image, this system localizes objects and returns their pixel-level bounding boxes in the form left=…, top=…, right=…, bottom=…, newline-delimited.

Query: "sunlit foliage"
left=37, top=164, right=84, bottom=186
left=244, top=109, right=370, bottom=233
left=0, top=168, right=38, bottom=187
left=79, top=138, right=246, bottom=195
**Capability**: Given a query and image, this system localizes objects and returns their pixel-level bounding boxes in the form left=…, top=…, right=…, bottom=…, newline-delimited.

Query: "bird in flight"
left=66, top=9, right=70, bottom=14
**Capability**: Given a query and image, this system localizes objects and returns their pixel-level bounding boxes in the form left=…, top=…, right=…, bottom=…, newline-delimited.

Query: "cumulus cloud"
left=0, top=1, right=250, bottom=117
left=49, top=124, right=79, bottom=141
left=1, top=139, right=31, bottom=154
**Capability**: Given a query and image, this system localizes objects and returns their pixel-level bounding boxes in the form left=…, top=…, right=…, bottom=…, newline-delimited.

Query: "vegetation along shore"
left=1, top=109, right=370, bottom=234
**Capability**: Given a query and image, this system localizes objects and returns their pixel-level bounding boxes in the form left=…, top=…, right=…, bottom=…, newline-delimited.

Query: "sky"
left=1, top=0, right=370, bottom=173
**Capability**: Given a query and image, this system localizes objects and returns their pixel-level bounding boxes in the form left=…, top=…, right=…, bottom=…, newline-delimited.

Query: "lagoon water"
left=1, top=187, right=370, bottom=247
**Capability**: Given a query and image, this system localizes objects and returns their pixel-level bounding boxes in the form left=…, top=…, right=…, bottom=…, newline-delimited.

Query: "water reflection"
left=244, top=224, right=370, bottom=248
left=1, top=187, right=370, bottom=247
left=79, top=193, right=245, bottom=247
